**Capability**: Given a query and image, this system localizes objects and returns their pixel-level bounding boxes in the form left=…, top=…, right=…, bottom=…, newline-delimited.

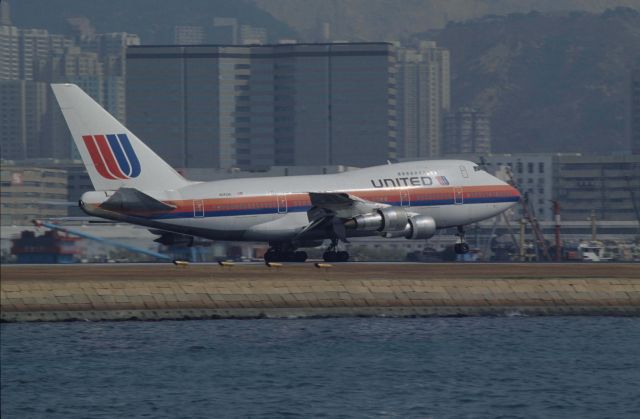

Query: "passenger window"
left=459, top=165, right=469, bottom=178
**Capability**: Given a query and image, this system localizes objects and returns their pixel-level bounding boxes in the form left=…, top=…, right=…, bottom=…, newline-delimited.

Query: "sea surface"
left=2, top=316, right=640, bottom=418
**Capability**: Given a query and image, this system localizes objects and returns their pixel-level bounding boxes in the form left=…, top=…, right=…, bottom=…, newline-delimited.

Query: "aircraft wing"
left=296, top=192, right=387, bottom=242
left=308, top=192, right=384, bottom=220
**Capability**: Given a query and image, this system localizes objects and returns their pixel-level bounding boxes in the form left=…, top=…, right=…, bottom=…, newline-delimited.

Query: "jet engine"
left=405, top=215, right=437, bottom=239
left=345, top=209, right=436, bottom=240
left=347, top=207, right=408, bottom=234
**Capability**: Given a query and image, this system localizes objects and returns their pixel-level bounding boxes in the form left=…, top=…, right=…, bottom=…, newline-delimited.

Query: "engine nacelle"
left=348, top=207, right=410, bottom=233
left=347, top=211, right=436, bottom=240
left=405, top=215, right=437, bottom=240
left=379, top=207, right=410, bottom=232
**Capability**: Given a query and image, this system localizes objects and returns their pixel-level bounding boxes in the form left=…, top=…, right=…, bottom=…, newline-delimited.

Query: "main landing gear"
left=263, top=239, right=350, bottom=263
left=454, top=225, right=470, bottom=255
left=322, top=238, right=349, bottom=262
left=264, top=242, right=307, bottom=263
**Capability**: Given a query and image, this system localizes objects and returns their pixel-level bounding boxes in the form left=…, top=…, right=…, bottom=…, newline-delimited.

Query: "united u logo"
left=82, top=134, right=141, bottom=179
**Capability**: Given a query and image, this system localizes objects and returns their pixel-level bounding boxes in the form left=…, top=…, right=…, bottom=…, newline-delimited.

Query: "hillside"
left=252, top=0, right=640, bottom=41
left=10, top=0, right=296, bottom=44
left=425, top=8, right=640, bottom=153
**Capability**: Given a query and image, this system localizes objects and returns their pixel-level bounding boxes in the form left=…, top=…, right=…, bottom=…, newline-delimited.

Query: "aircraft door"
left=400, top=190, right=411, bottom=207
left=193, top=199, right=205, bottom=217
left=277, top=194, right=287, bottom=214
left=454, top=187, right=464, bottom=205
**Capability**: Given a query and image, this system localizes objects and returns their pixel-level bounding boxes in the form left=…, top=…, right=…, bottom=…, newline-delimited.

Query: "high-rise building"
left=0, top=10, right=138, bottom=161
left=88, top=32, right=140, bottom=74
left=239, top=25, right=267, bottom=45
left=478, top=153, right=555, bottom=221
left=554, top=154, right=640, bottom=222
left=0, top=80, right=48, bottom=160
left=0, top=80, right=26, bottom=159
left=396, top=41, right=450, bottom=159
left=85, top=32, right=140, bottom=123
left=174, top=26, right=205, bottom=45
left=1, top=158, right=92, bottom=217
left=0, top=24, right=19, bottom=80
left=210, top=18, right=238, bottom=44
left=126, top=43, right=396, bottom=170
left=631, top=67, right=640, bottom=155
left=0, top=0, right=19, bottom=81
left=18, top=28, right=72, bottom=80
left=443, top=107, right=491, bottom=154
left=57, top=46, right=104, bottom=101
left=0, top=164, right=69, bottom=225
left=0, top=0, right=11, bottom=26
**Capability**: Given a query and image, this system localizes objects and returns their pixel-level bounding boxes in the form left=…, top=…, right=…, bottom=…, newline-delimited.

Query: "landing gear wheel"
left=454, top=243, right=470, bottom=255
left=323, top=251, right=349, bottom=262
left=454, top=226, right=470, bottom=255
left=264, top=245, right=308, bottom=263
left=294, top=251, right=308, bottom=262
left=264, top=249, right=278, bottom=263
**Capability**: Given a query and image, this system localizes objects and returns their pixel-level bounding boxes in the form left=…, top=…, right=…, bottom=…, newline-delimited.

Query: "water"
left=2, top=317, right=639, bottom=419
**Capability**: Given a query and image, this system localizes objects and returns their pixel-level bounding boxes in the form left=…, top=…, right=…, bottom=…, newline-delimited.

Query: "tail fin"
left=51, top=83, right=190, bottom=191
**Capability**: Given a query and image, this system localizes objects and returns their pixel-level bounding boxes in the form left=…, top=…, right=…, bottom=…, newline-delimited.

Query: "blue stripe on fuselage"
left=144, top=195, right=518, bottom=220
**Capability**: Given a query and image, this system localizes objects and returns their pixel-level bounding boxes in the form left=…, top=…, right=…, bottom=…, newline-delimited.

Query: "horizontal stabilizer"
left=99, top=188, right=175, bottom=214
left=33, top=216, right=118, bottom=225
left=37, top=200, right=78, bottom=206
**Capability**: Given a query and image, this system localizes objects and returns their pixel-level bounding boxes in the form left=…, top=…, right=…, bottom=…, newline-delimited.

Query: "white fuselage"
left=81, top=160, right=520, bottom=243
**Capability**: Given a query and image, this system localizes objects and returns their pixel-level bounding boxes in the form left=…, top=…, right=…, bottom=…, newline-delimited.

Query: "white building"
left=443, top=107, right=491, bottom=154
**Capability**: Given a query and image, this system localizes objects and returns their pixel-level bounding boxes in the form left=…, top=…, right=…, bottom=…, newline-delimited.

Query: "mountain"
left=251, top=0, right=640, bottom=41
left=8, top=1, right=640, bottom=154
left=9, top=0, right=297, bottom=44
left=425, top=8, right=640, bottom=153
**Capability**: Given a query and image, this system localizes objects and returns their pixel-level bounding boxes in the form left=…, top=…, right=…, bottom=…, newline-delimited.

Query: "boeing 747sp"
left=51, top=84, right=520, bottom=262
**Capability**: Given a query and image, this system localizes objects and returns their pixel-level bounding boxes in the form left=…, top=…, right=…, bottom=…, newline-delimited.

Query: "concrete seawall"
left=1, top=264, right=639, bottom=321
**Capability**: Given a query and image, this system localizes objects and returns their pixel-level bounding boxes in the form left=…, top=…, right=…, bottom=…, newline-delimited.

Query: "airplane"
left=51, top=83, right=520, bottom=263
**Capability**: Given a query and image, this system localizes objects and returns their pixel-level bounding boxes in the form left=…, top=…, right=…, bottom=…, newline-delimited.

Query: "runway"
left=2, top=263, right=639, bottom=321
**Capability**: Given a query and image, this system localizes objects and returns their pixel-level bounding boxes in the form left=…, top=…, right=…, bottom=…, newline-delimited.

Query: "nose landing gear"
left=454, top=226, right=470, bottom=255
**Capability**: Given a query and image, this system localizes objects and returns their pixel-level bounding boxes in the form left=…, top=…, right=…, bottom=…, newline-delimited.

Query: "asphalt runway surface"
left=2, top=262, right=639, bottom=281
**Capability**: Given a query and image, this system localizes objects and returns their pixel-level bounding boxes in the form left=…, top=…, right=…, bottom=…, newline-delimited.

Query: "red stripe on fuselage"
left=151, top=185, right=518, bottom=216
left=94, top=135, right=126, bottom=179
left=82, top=135, right=117, bottom=180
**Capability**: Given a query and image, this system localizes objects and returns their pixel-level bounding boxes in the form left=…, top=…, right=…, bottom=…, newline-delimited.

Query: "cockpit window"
left=473, top=165, right=481, bottom=172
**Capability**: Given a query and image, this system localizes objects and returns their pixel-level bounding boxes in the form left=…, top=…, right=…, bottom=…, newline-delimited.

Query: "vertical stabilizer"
left=51, top=83, right=190, bottom=191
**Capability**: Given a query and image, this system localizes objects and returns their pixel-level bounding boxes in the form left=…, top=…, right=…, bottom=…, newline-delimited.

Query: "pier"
left=1, top=263, right=639, bottom=321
